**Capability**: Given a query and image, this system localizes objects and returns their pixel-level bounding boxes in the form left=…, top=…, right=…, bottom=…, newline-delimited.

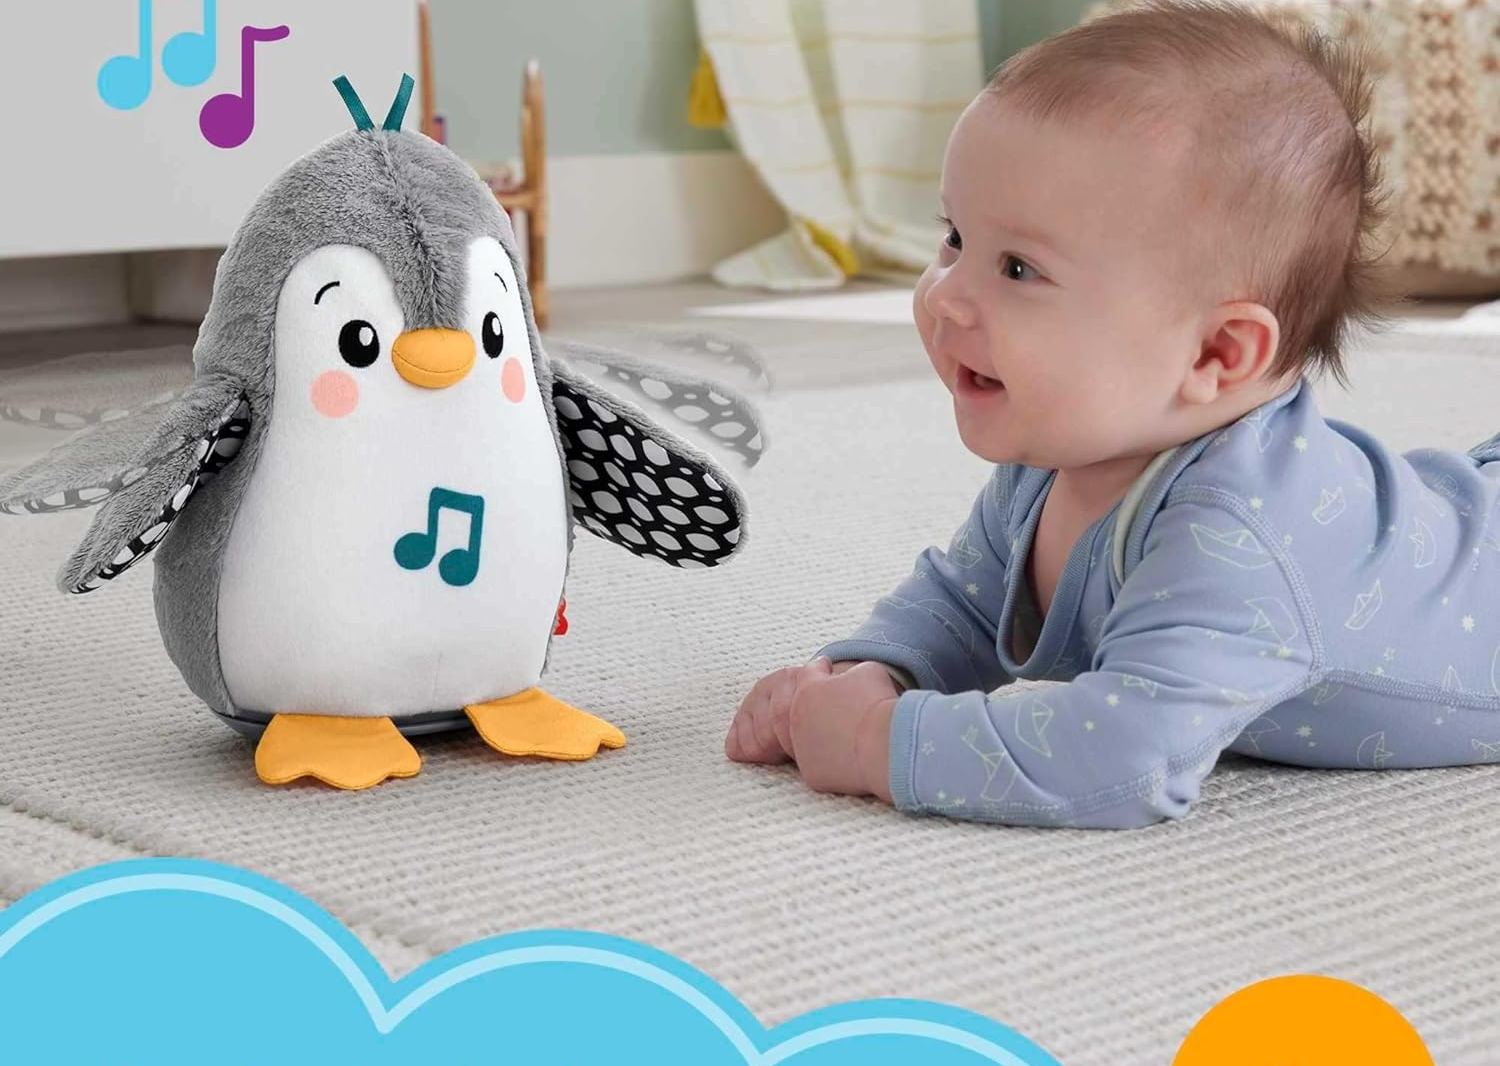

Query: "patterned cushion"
left=1090, top=0, right=1500, bottom=295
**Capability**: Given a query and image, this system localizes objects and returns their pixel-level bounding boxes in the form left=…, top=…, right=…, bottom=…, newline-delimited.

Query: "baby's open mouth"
left=958, top=366, right=1005, bottom=393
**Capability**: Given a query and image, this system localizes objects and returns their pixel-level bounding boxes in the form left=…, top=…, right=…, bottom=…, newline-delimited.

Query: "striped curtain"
left=694, top=0, right=984, bottom=290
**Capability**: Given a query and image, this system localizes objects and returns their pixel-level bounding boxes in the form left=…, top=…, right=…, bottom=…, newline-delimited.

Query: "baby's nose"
left=925, top=277, right=980, bottom=329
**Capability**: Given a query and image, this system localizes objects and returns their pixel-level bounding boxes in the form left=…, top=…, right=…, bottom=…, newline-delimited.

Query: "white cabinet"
left=0, top=0, right=419, bottom=258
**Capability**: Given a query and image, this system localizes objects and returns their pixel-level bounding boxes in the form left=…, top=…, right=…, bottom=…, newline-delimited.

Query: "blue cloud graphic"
left=0, top=859, right=1061, bottom=1066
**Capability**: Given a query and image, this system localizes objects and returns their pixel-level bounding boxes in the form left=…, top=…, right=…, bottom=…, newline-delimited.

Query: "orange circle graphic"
left=1174, top=975, right=1433, bottom=1066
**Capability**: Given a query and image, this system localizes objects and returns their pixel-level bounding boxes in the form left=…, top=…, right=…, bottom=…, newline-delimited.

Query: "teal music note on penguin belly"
left=395, top=487, right=485, bottom=588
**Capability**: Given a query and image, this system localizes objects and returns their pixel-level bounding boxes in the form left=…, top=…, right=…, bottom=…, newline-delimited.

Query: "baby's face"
left=916, top=94, right=1207, bottom=470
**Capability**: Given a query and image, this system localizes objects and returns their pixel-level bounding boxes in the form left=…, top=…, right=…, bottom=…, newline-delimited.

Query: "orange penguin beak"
left=391, top=328, right=475, bottom=389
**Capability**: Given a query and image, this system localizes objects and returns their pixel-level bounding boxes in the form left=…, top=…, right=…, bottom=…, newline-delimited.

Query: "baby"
left=726, top=0, right=1500, bottom=828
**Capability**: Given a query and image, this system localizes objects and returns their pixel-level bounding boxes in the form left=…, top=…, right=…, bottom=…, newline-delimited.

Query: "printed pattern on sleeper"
left=819, top=378, right=1500, bottom=828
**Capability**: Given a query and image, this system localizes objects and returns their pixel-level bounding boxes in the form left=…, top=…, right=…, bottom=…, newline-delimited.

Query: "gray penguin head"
left=191, top=75, right=542, bottom=407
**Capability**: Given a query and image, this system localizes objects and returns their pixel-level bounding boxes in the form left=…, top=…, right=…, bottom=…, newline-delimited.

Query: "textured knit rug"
left=2, top=334, right=1499, bottom=1065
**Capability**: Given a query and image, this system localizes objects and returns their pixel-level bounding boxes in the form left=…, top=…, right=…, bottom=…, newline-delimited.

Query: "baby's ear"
left=1182, top=301, right=1281, bottom=405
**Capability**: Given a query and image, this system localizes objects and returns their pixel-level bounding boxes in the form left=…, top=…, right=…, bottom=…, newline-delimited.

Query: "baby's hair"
left=989, top=0, right=1389, bottom=385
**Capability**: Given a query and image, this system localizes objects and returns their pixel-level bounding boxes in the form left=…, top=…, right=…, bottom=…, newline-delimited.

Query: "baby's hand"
left=726, top=660, right=856, bottom=764
left=726, top=659, right=898, bottom=803
left=725, top=664, right=806, bottom=765
left=785, top=659, right=898, bottom=802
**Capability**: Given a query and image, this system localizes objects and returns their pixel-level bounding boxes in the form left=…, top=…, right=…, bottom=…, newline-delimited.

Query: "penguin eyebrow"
left=314, top=281, right=340, bottom=305
left=493, top=272, right=507, bottom=292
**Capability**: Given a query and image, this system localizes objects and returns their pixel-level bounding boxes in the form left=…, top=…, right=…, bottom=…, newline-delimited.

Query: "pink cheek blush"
left=501, top=357, right=526, bottom=404
left=310, top=370, right=359, bottom=418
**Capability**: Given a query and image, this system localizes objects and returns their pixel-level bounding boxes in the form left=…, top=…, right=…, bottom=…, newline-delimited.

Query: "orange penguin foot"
left=254, top=713, right=422, bottom=789
left=465, top=688, right=626, bottom=761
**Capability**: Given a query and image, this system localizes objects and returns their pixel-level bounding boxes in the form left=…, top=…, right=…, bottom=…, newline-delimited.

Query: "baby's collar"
left=1108, top=377, right=1306, bottom=586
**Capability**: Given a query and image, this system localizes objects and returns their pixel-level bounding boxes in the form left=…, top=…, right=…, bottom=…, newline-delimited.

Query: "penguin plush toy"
left=0, top=75, right=756, bottom=790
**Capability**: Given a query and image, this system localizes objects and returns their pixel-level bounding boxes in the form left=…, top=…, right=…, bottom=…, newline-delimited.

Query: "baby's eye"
left=1002, top=255, right=1039, bottom=282
left=944, top=226, right=962, bottom=251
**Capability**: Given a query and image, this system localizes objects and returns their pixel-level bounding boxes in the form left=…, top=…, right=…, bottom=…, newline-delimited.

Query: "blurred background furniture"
left=0, top=0, right=418, bottom=260
left=418, top=1, right=549, bottom=327
left=1092, top=0, right=1500, bottom=299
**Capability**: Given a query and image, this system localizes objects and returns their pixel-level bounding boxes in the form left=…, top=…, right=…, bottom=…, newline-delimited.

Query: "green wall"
left=986, top=0, right=1096, bottom=74
left=430, top=0, right=1094, bottom=161
left=429, top=0, right=730, bottom=160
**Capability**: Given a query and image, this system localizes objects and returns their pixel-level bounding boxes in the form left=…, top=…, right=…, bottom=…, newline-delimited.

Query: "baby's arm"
left=817, top=466, right=1017, bottom=694
left=892, top=495, right=1316, bottom=828
left=727, top=467, right=1013, bottom=768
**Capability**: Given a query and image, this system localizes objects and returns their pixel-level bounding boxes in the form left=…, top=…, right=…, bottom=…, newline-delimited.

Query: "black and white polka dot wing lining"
left=0, top=387, right=181, bottom=432
left=0, top=398, right=177, bottom=516
left=0, top=473, right=131, bottom=515
left=551, top=376, right=743, bottom=568
left=590, top=326, right=772, bottom=392
left=551, top=340, right=765, bottom=469
left=628, top=328, right=771, bottom=390
left=71, top=396, right=250, bottom=593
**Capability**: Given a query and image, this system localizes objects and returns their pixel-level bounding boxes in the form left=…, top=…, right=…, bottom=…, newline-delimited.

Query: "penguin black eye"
left=481, top=312, right=504, bottom=358
left=338, top=320, right=380, bottom=368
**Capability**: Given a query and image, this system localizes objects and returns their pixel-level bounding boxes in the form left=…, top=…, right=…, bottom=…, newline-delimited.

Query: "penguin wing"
left=0, top=348, right=189, bottom=432
left=549, top=338, right=766, bottom=468
left=549, top=357, right=747, bottom=567
left=0, top=377, right=249, bottom=593
left=597, top=326, right=772, bottom=392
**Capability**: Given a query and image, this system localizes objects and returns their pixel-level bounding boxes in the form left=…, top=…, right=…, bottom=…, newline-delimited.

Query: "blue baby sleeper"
left=819, top=379, right=1500, bottom=828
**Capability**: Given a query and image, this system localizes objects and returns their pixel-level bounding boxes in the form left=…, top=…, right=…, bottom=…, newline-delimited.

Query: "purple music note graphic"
left=198, top=24, right=290, bottom=149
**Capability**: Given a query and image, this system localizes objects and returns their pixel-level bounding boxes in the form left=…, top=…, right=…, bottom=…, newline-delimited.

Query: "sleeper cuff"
left=815, top=638, right=944, bottom=692
left=888, top=689, right=930, bottom=812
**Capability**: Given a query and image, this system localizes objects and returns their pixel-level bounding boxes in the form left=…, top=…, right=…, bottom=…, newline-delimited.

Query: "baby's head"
left=918, top=0, right=1386, bottom=470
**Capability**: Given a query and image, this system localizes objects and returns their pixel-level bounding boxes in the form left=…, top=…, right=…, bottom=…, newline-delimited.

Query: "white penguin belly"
left=216, top=386, right=568, bottom=719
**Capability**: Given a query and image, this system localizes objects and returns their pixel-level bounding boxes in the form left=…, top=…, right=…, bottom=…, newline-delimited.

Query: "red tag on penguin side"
left=554, top=598, right=569, bottom=636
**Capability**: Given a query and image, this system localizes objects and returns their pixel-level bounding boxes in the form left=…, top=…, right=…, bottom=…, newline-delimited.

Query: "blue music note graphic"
left=98, top=0, right=154, bottom=110
left=394, top=488, right=486, bottom=588
left=162, top=0, right=218, bottom=87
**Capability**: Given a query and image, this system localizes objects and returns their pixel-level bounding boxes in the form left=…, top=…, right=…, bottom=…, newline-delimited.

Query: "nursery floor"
left=0, top=283, right=1497, bottom=1066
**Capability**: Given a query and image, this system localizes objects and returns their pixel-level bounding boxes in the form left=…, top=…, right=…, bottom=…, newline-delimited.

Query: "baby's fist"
left=725, top=664, right=802, bottom=764
left=726, top=660, right=869, bottom=765
left=787, top=659, right=899, bottom=802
